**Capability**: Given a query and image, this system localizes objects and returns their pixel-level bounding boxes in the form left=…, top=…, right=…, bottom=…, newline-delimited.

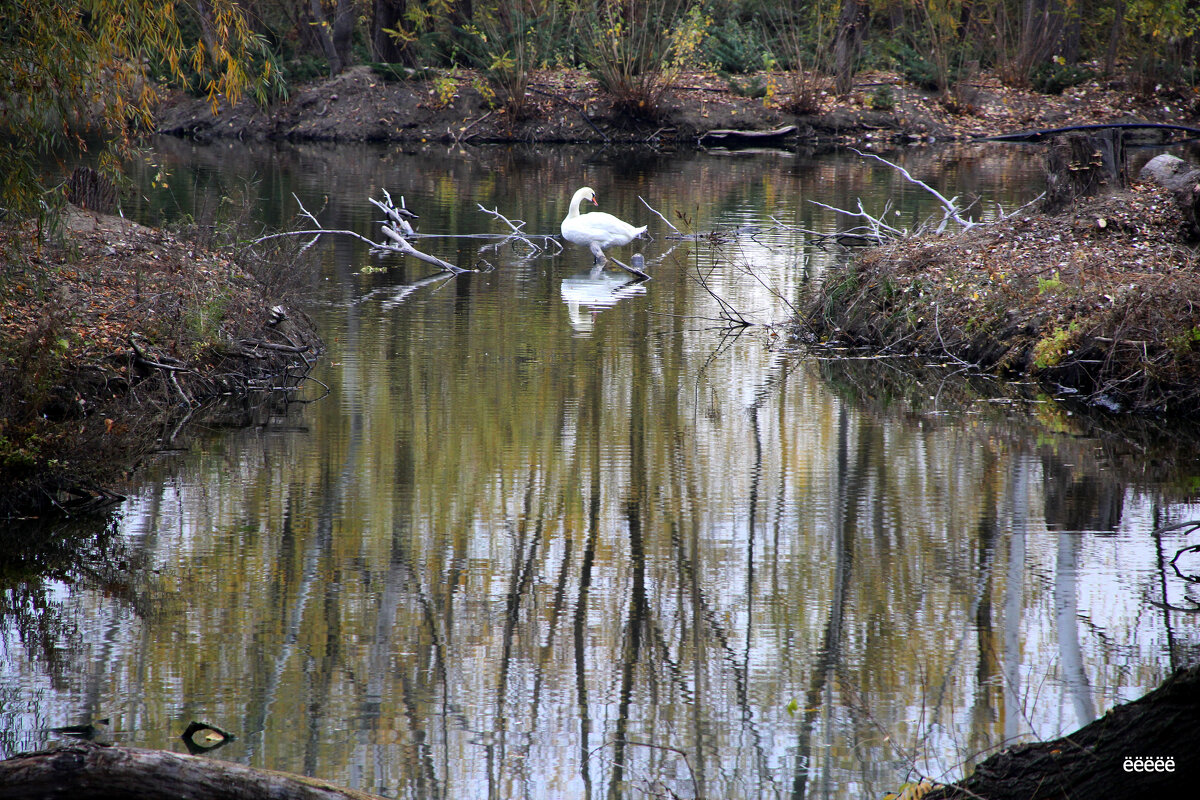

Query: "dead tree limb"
left=608, top=252, right=652, bottom=280
left=254, top=193, right=469, bottom=274
left=815, top=150, right=1045, bottom=243
left=849, top=147, right=976, bottom=232
left=698, top=124, right=798, bottom=146
left=808, top=197, right=907, bottom=240
left=978, top=121, right=1200, bottom=143
left=475, top=204, right=562, bottom=256
left=639, top=195, right=681, bottom=233
left=0, top=740, right=384, bottom=800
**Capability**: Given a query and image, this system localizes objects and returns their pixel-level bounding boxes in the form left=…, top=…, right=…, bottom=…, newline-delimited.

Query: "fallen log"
left=0, top=740, right=385, bottom=800
left=977, top=120, right=1200, bottom=143
left=698, top=124, right=798, bottom=145
left=926, top=664, right=1200, bottom=800
left=1140, top=152, right=1200, bottom=239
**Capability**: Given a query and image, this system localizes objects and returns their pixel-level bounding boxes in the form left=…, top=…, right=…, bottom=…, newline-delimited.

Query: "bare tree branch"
left=639, top=195, right=680, bottom=233
left=849, top=147, right=976, bottom=230
left=254, top=193, right=469, bottom=274
left=476, top=204, right=563, bottom=256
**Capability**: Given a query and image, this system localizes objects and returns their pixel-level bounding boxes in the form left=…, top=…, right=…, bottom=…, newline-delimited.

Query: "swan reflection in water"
left=560, top=265, right=649, bottom=335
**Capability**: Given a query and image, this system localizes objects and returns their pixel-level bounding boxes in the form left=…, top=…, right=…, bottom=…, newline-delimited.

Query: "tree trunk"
left=331, top=0, right=356, bottom=70
left=194, top=0, right=220, bottom=60
left=309, top=0, right=355, bottom=75
left=1041, top=130, right=1126, bottom=212
left=1017, top=0, right=1068, bottom=75
left=371, top=0, right=413, bottom=64
left=833, top=0, right=867, bottom=95
left=1104, top=0, right=1125, bottom=75
left=927, top=665, right=1200, bottom=800
left=0, top=741, right=384, bottom=800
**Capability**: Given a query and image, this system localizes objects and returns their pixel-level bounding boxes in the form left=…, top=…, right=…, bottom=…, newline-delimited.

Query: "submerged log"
left=1140, top=153, right=1200, bottom=239
left=0, top=741, right=384, bottom=800
left=927, top=665, right=1200, bottom=800
left=1041, top=130, right=1126, bottom=212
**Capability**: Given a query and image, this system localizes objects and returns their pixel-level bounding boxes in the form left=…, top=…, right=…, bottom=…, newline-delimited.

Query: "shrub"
left=586, top=0, right=705, bottom=121
left=703, top=17, right=765, bottom=74
left=1033, top=324, right=1077, bottom=369
left=869, top=84, right=895, bottom=110
left=720, top=70, right=769, bottom=98
left=891, top=41, right=947, bottom=92
left=1030, top=59, right=1094, bottom=94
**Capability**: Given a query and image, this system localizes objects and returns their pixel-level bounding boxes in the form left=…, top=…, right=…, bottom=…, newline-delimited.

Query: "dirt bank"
left=155, top=66, right=1198, bottom=146
left=0, top=208, right=320, bottom=518
left=801, top=176, right=1200, bottom=415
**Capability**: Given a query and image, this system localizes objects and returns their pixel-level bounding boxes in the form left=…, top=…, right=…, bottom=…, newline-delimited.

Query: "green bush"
left=869, top=84, right=895, bottom=110
left=890, top=42, right=945, bottom=92
left=703, top=17, right=765, bottom=73
left=1030, top=60, right=1094, bottom=94
left=719, top=70, right=768, bottom=97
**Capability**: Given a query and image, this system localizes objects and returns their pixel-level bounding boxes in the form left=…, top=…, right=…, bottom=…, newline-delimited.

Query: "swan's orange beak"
left=590, top=194, right=599, bottom=205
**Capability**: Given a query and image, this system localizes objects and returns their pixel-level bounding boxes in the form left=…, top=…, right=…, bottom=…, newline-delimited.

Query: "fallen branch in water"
left=807, top=197, right=907, bottom=241
left=476, top=204, right=563, bottom=257
left=609, top=252, right=652, bottom=280
left=254, top=193, right=469, bottom=274
left=814, top=149, right=1047, bottom=242
left=639, top=195, right=681, bottom=233
left=850, top=147, right=976, bottom=233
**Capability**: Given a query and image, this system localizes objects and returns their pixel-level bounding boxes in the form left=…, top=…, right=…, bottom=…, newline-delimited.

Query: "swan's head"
left=574, top=187, right=599, bottom=206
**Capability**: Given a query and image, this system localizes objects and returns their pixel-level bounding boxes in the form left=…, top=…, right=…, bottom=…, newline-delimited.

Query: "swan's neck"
left=567, top=190, right=589, bottom=220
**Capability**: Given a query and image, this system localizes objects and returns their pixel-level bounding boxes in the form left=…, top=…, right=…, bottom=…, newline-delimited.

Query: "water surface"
left=4, top=140, right=1200, bottom=799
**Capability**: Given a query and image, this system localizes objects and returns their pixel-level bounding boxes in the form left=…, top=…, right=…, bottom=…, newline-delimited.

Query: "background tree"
left=0, top=0, right=271, bottom=219
left=372, top=0, right=416, bottom=64
left=834, top=0, right=869, bottom=94
left=308, top=0, right=357, bottom=74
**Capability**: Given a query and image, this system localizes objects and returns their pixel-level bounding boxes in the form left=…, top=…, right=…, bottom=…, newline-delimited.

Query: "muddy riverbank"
left=155, top=65, right=1195, bottom=146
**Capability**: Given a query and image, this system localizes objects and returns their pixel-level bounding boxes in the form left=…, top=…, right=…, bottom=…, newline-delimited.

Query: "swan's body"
left=561, top=187, right=647, bottom=263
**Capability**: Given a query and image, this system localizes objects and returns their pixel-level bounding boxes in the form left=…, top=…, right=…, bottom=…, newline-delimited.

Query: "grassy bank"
left=801, top=180, right=1200, bottom=414
left=0, top=207, right=320, bottom=518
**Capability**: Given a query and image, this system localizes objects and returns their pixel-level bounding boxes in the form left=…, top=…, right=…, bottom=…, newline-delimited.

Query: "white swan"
left=561, top=187, right=647, bottom=263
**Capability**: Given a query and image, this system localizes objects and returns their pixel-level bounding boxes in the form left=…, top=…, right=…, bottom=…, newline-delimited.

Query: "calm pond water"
left=5, top=139, right=1200, bottom=799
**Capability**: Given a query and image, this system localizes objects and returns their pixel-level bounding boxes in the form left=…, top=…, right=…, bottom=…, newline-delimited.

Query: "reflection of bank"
left=560, top=266, right=649, bottom=335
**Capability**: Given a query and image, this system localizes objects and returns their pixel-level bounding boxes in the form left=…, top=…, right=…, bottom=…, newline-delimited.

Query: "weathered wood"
left=1140, top=152, right=1200, bottom=239
left=0, top=741, right=385, bottom=800
left=698, top=124, right=798, bottom=145
left=979, top=120, right=1200, bottom=143
left=1041, top=130, right=1126, bottom=212
left=927, top=665, right=1200, bottom=800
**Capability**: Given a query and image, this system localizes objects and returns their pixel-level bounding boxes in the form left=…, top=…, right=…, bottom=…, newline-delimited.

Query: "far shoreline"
left=153, top=65, right=1198, bottom=149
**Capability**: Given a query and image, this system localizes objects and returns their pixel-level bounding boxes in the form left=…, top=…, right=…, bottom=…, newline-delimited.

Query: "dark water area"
left=4, top=139, right=1200, bottom=799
